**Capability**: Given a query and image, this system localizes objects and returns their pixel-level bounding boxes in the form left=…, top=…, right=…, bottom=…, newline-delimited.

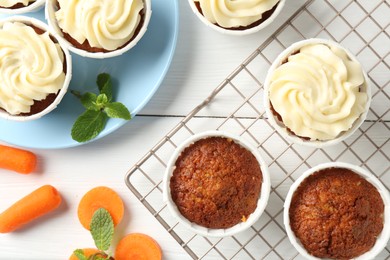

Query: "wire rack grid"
left=125, top=0, right=390, bottom=259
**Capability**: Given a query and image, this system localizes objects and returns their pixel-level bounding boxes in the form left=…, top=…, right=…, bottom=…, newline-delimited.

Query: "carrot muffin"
left=170, top=136, right=263, bottom=229
left=266, top=40, right=369, bottom=141
left=0, top=20, right=67, bottom=118
left=53, top=0, right=146, bottom=53
left=289, top=167, right=384, bottom=259
left=193, top=0, right=280, bottom=30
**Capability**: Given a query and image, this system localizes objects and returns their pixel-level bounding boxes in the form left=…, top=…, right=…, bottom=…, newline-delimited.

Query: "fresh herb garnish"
left=71, top=73, right=131, bottom=143
left=73, top=208, right=114, bottom=260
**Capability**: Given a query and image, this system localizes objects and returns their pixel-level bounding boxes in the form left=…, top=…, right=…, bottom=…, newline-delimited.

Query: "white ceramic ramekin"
left=188, top=0, right=285, bottom=36
left=0, top=16, right=72, bottom=122
left=45, top=0, right=152, bottom=59
left=284, top=162, right=390, bottom=260
left=0, top=0, right=44, bottom=14
left=163, top=130, right=271, bottom=237
left=263, top=38, right=371, bottom=148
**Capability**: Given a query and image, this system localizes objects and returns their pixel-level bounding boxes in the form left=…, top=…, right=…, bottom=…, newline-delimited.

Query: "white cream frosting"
left=269, top=43, right=367, bottom=141
left=0, top=22, right=65, bottom=115
left=55, top=0, right=144, bottom=51
left=0, top=0, right=34, bottom=7
left=194, top=0, right=279, bottom=28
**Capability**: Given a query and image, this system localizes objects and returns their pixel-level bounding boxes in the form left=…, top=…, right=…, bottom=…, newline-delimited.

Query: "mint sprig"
left=71, top=73, right=131, bottom=143
left=73, top=208, right=114, bottom=260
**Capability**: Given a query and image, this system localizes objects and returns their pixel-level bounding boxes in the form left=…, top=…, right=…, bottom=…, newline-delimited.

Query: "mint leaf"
left=97, top=73, right=113, bottom=101
left=71, top=110, right=108, bottom=142
left=90, top=208, right=114, bottom=252
left=81, top=92, right=98, bottom=111
left=73, top=249, right=88, bottom=260
left=96, top=94, right=109, bottom=108
left=104, top=102, right=131, bottom=120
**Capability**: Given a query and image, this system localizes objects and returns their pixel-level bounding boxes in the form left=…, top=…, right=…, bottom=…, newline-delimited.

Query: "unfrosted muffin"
left=46, top=0, right=152, bottom=58
left=284, top=163, right=390, bottom=260
left=188, top=0, right=285, bottom=35
left=170, top=136, right=262, bottom=229
left=0, top=16, right=71, bottom=121
left=264, top=39, right=371, bottom=147
left=164, top=131, right=271, bottom=237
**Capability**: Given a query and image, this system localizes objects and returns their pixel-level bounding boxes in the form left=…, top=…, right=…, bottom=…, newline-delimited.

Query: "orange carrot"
left=69, top=248, right=109, bottom=260
left=115, top=233, right=162, bottom=260
left=78, top=186, right=124, bottom=230
left=0, top=185, right=62, bottom=233
left=0, top=144, right=37, bottom=174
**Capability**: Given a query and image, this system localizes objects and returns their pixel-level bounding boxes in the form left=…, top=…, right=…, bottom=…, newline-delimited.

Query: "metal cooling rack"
left=125, top=0, right=390, bottom=259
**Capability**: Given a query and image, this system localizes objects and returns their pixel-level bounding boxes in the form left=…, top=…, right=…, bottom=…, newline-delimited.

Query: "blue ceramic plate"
left=0, top=0, right=179, bottom=149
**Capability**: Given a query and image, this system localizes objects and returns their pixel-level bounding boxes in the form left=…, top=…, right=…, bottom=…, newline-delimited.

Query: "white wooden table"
left=1, top=0, right=389, bottom=259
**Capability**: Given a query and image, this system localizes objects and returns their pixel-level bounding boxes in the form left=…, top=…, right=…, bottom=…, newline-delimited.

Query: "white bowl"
left=0, top=16, right=72, bottom=122
left=0, top=0, right=45, bottom=14
left=284, top=162, right=390, bottom=260
left=263, top=38, right=371, bottom=148
left=45, top=0, right=152, bottom=59
left=188, top=0, right=285, bottom=36
left=163, top=130, right=271, bottom=237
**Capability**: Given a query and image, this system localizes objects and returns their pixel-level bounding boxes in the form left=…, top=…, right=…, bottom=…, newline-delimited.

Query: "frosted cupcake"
left=0, top=16, right=71, bottom=121
left=188, top=0, right=285, bottom=35
left=264, top=39, right=371, bottom=147
left=46, top=0, right=152, bottom=59
left=0, top=0, right=44, bottom=14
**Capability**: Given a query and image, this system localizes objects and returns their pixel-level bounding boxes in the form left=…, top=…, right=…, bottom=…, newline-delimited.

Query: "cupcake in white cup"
left=284, top=162, right=390, bottom=259
left=264, top=38, right=371, bottom=147
left=0, top=0, right=44, bottom=14
left=46, top=0, right=152, bottom=59
left=0, top=16, right=72, bottom=122
left=163, top=131, right=271, bottom=237
left=188, top=0, right=285, bottom=36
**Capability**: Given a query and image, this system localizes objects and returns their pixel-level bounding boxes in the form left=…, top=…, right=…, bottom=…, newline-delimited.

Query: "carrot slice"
left=0, top=185, right=62, bottom=233
left=78, top=186, right=124, bottom=230
left=115, top=233, right=162, bottom=260
left=69, top=248, right=108, bottom=260
left=0, top=144, right=37, bottom=174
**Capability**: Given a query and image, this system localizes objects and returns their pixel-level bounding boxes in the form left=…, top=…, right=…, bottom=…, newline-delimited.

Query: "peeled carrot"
left=115, top=233, right=162, bottom=260
left=0, top=185, right=62, bottom=233
left=0, top=144, right=37, bottom=174
left=69, top=248, right=108, bottom=260
left=78, top=186, right=124, bottom=230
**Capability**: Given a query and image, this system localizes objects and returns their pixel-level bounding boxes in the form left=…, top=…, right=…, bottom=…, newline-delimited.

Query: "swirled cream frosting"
left=55, top=0, right=144, bottom=51
left=0, top=0, right=34, bottom=8
left=194, top=0, right=279, bottom=28
left=268, top=43, right=367, bottom=141
left=0, top=22, right=65, bottom=115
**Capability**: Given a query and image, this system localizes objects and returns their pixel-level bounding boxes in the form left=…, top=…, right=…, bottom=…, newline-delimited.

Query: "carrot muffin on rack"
left=0, top=19, right=67, bottom=118
left=193, top=0, right=280, bottom=30
left=170, top=136, right=263, bottom=229
left=289, top=167, right=384, bottom=259
left=53, top=0, right=146, bottom=53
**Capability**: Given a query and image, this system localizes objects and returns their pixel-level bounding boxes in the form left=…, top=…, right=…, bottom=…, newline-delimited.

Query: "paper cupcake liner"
left=283, top=162, right=390, bottom=260
left=263, top=38, right=371, bottom=148
left=45, top=0, right=152, bottom=59
left=187, top=0, right=285, bottom=36
left=0, top=0, right=45, bottom=14
left=163, top=130, right=271, bottom=237
left=0, top=15, right=72, bottom=122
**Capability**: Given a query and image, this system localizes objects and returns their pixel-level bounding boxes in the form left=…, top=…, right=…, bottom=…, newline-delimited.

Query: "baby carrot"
left=0, top=185, right=62, bottom=233
left=78, top=186, right=124, bottom=230
left=0, top=144, right=37, bottom=174
left=115, top=233, right=162, bottom=260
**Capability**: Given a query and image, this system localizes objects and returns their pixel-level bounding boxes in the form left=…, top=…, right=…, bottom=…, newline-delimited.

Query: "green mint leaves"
left=73, top=208, right=114, bottom=260
left=71, top=73, right=131, bottom=143
left=90, top=208, right=114, bottom=252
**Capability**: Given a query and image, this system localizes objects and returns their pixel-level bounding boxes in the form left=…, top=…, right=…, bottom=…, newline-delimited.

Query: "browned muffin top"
left=170, top=136, right=262, bottom=229
left=289, top=167, right=384, bottom=259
